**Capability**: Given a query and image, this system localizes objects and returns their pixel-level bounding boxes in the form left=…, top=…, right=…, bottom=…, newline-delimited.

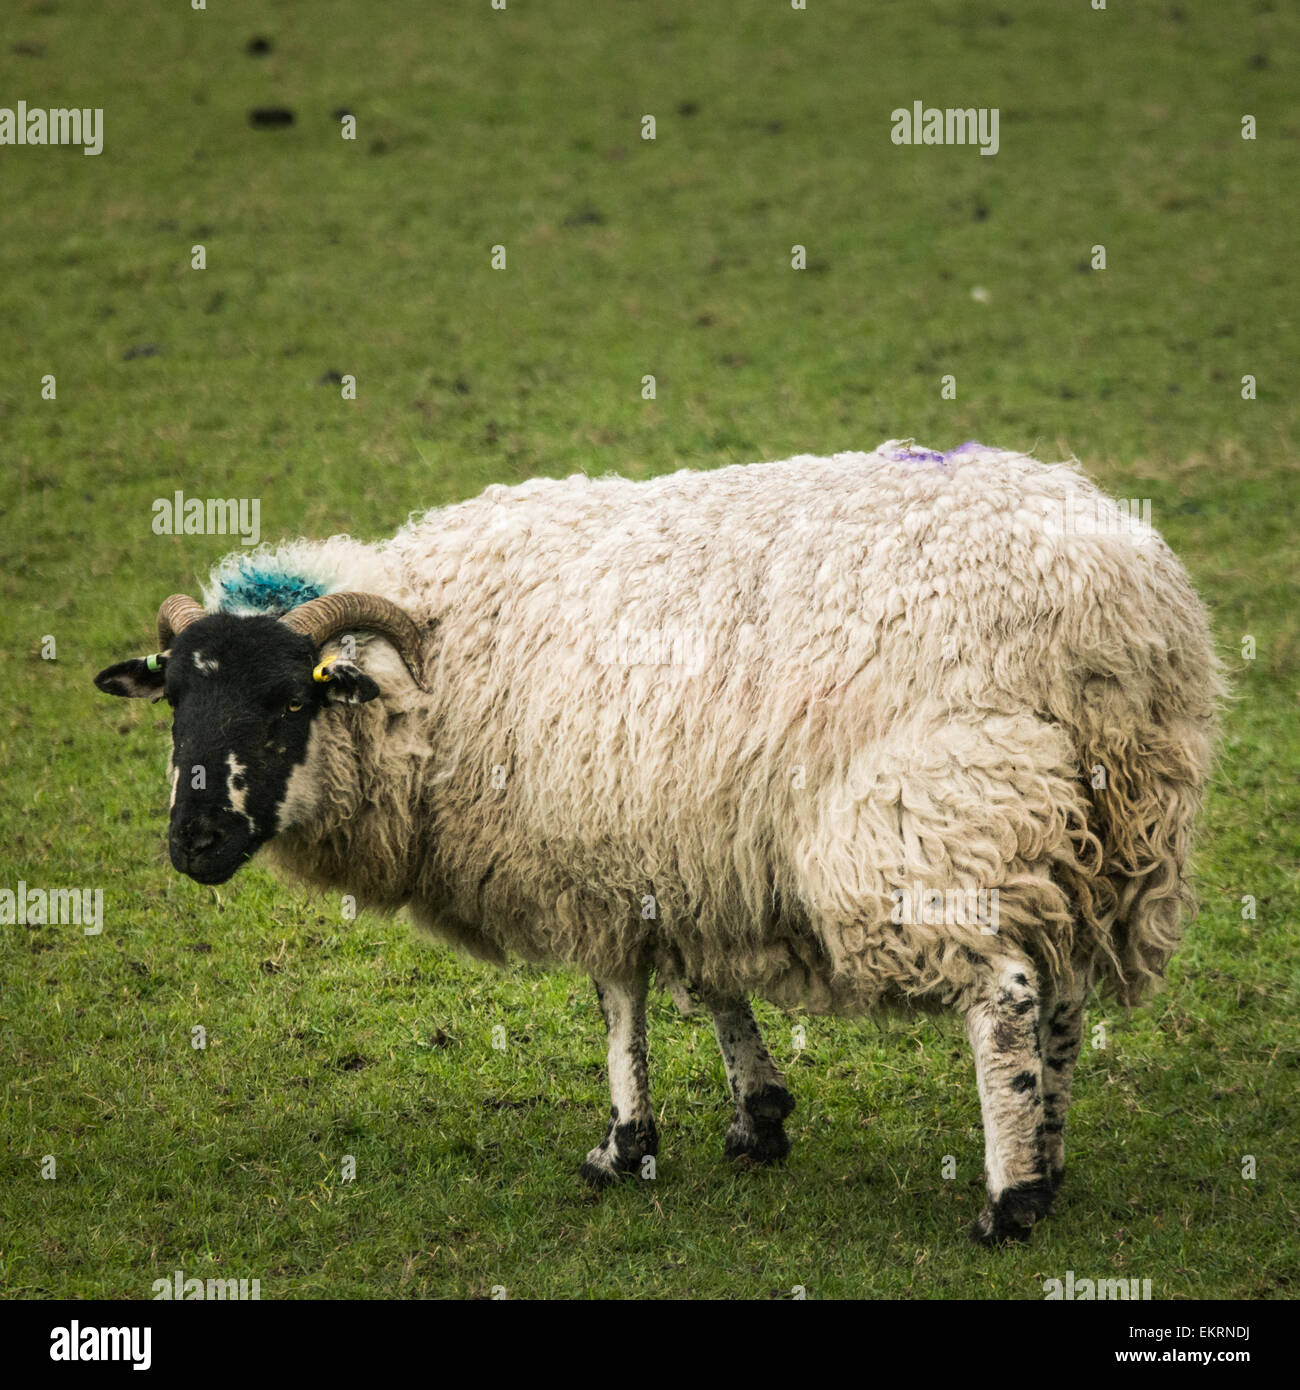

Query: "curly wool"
left=224, top=440, right=1222, bottom=1012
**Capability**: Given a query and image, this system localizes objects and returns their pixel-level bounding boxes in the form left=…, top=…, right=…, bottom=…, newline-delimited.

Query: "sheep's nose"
left=183, top=815, right=225, bottom=858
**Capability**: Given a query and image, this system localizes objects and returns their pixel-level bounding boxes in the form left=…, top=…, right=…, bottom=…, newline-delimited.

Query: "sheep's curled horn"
left=155, top=592, right=428, bottom=690
left=154, top=595, right=205, bottom=649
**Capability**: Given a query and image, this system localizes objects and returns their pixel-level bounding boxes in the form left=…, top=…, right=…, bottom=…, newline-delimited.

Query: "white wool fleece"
left=228, top=440, right=1220, bottom=1012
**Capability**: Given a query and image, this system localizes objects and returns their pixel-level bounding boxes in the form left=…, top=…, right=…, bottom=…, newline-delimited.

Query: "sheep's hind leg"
left=708, top=996, right=796, bottom=1164
left=579, top=964, right=657, bottom=1187
left=964, top=960, right=1054, bottom=1246
left=1039, top=981, right=1085, bottom=1196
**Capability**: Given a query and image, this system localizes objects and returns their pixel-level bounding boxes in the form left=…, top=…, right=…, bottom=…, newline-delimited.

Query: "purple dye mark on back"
left=884, top=439, right=989, bottom=467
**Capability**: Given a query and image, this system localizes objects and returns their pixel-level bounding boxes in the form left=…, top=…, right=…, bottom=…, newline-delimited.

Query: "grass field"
left=1, top=0, right=1297, bottom=1299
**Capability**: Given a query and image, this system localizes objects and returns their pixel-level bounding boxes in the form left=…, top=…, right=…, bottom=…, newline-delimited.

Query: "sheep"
left=94, top=438, right=1222, bottom=1244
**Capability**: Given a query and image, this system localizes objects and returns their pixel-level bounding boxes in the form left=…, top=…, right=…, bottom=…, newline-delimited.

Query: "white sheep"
left=94, top=439, right=1221, bottom=1243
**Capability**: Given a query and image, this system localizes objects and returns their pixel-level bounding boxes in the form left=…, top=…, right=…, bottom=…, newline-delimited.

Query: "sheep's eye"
left=286, top=700, right=303, bottom=714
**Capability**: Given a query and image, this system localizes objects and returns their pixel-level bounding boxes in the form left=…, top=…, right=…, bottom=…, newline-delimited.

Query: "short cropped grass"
left=1, top=0, right=1297, bottom=1298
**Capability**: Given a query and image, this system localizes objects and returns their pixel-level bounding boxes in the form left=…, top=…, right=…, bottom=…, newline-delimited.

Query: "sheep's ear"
left=94, top=655, right=168, bottom=700
left=314, top=659, right=381, bottom=706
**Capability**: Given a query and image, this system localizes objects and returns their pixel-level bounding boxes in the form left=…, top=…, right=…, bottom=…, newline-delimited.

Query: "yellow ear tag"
left=312, top=661, right=334, bottom=683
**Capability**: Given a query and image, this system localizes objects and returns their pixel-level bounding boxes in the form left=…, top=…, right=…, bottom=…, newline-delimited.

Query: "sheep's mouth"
left=178, top=857, right=245, bottom=886
left=168, top=821, right=258, bottom=886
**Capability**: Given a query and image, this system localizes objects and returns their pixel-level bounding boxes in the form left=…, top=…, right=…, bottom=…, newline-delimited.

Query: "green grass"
left=1, top=0, right=1297, bottom=1299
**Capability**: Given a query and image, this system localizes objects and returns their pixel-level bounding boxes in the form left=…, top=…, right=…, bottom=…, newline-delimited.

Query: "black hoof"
left=579, top=1157, right=626, bottom=1188
left=725, top=1122, right=791, bottom=1165
left=724, top=1084, right=795, bottom=1165
left=969, top=1178, right=1055, bottom=1247
left=579, top=1117, right=657, bottom=1188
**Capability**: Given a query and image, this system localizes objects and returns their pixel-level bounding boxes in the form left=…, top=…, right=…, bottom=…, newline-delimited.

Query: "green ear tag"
left=145, top=654, right=162, bottom=671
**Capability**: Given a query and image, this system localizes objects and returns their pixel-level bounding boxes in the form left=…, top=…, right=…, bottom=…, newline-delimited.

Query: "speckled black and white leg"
left=1038, top=982, right=1085, bottom=1196
left=964, top=959, right=1053, bottom=1246
left=579, top=964, right=657, bottom=1187
left=708, top=996, right=795, bottom=1164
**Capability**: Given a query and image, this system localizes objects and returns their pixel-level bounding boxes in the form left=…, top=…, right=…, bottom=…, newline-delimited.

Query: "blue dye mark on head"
left=216, top=566, right=327, bottom=615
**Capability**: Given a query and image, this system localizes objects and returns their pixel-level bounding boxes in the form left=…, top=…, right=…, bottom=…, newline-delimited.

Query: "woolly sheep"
left=94, top=439, right=1221, bottom=1244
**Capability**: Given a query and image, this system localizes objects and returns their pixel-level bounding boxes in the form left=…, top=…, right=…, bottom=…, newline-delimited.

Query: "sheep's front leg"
left=579, top=966, right=657, bottom=1187
left=708, top=996, right=796, bottom=1164
left=964, top=961, right=1054, bottom=1245
left=1039, top=982, right=1085, bottom=1195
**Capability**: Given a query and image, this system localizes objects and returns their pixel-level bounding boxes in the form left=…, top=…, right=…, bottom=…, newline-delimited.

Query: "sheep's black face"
left=95, top=614, right=380, bottom=886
